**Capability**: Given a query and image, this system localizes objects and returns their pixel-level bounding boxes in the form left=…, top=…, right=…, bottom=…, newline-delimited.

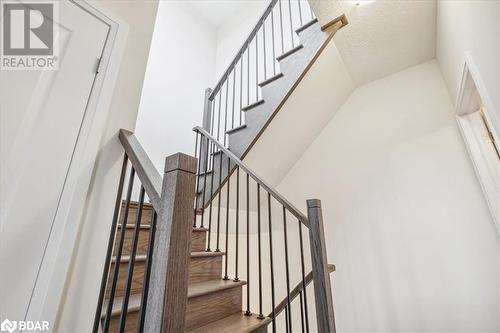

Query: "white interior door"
left=0, top=0, right=110, bottom=322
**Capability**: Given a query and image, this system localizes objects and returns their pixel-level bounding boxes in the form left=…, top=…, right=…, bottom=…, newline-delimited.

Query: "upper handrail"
left=119, top=129, right=162, bottom=209
left=209, top=0, right=278, bottom=100
left=193, top=126, right=309, bottom=227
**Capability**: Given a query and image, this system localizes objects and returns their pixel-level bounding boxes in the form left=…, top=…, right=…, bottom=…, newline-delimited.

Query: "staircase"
left=100, top=202, right=271, bottom=332
left=94, top=1, right=346, bottom=332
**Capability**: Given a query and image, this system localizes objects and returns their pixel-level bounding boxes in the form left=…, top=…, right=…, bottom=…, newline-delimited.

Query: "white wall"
left=436, top=0, right=500, bottom=133
left=135, top=1, right=217, bottom=172
left=276, top=61, right=499, bottom=332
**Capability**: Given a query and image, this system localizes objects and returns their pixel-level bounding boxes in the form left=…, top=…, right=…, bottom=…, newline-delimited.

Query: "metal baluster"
left=263, top=20, right=267, bottom=80
left=268, top=193, right=276, bottom=332
left=224, top=79, right=229, bottom=146
left=217, top=91, right=222, bottom=142
left=271, top=7, right=276, bottom=75
left=207, top=144, right=216, bottom=252
left=257, top=184, right=264, bottom=319
left=223, top=156, right=231, bottom=280
left=285, top=306, right=290, bottom=333
left=247, top=48, right=250, bottom=106
left=288, top=0, right=295, bottom=48
left=255, top=33, right=259, bottom=101
left=200, top=135, right=210, bottom=228
left=245, top=173, right=251, bottom=316
left=138, top=211, right=157, bottom=333
left=216, top=150, right=223, bottom=252
left=232, top=68, right=236, bottom=129
left=298, top=0, right=303, bottom=26
left=210, top=98, right=216, bottom=139
left=283, top=207, right=292, bottom=332
left=92, top=154, right=128, bottom=333
left=279, top=0, right=285, bottom=54
left=234, top=166, right=240, bottom=282
left=298, top=220, right=310, bottom=333
left=193, top=133, right=201, bottom=228
left=299, top=291, right=305, bottom=333
left=118, top=186, right=145, bottom=332
left=102, top=167, right=135, bottom=333
left=239, top=57, right=243, bottom=126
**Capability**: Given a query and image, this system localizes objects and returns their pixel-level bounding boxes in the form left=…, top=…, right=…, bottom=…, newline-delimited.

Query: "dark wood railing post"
left=144, top=153, right=197, bottom=333
left=200, top=88, right=213, bottom=169
left=306, top=199, right=336, bottom=333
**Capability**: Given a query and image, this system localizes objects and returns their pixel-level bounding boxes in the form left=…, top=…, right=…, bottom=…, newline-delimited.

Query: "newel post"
left=307, top=199, right=336, bottom=333
left=144, top=153, right=197, bottom=333
left=200, top=88, right=213, bottom=170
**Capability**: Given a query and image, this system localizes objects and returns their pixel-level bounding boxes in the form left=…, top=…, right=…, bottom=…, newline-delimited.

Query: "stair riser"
left=189, top=256, right=222, bottom=284
left=105, top=261, right=146, bottom=300
left=191, top=230, right=207, bottom=252
left=113, top=228, right=150, bottom=256
left=119, top=203, right=154, bottom=226
left=186, top=286, right=242, bottom=331
left=105, top=311, right=139, bottom=333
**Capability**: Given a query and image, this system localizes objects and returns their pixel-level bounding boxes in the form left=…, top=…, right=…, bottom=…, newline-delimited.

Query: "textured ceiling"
left=330, top=0, right=437, bottom=85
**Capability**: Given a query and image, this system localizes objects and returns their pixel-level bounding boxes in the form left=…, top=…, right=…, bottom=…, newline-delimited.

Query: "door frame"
left=455, top=52, right=500, bottom=233
left=24, top=0, right=129, bottom=327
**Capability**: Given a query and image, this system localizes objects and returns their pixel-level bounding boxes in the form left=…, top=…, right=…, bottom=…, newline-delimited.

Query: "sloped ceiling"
left=314, top=0, right=437, bottom=84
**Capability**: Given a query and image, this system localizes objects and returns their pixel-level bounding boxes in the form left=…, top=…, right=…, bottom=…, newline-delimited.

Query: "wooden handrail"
left=118, top=129, right=162, bottom=209
left=269, top=264, right=335, bottom=318
left=193, top=126, right=309, bottom=226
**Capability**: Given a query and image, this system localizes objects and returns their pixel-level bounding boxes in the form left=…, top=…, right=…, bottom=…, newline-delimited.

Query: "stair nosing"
left=118, top=224, right=151, bottom=230
left=258, top=73, right=284, bottom=87
left=241, top=99, right=265, bottom=112
left=295, top=18, right=319, bottom=34
left=188, top=280, right=246, bottom=299
left=226, top=124, right=247, bottom=135
left=191, top=251, right=225, bottom=258
left=102, top=294, right=141, bottom=318
left=276, top=44, right=304, bottom=61
left=187, top=312, right=272, bottom=333
left=111, top=254, right=147, bottom=264
left=192, top=227, right=209, bottom=232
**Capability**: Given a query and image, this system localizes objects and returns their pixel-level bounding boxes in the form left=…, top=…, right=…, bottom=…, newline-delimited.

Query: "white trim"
left=25, top=0, right=129, bottom=327
left=455, top=53, right=500, bottom=233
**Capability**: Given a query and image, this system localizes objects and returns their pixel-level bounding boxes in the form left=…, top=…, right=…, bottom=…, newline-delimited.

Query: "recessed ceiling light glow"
left=346, top=0, right=376, bottom=6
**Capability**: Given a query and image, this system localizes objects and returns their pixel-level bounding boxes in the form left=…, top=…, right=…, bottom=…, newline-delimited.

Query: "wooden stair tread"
left=190, top=251, right=225, bottom=258
left=101, top=294, right=141, bottom=318
left=188, top=279, right=246, bottom=299
left=187, top=312, right=271, bottom=333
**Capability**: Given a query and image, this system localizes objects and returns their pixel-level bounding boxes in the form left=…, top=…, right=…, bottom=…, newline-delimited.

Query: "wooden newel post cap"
left=164, top=153, right=197, bottom=174
left=307, top=199, right=322, bottom=209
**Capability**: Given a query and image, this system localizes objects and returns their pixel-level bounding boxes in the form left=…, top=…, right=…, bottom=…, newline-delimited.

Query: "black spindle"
left=283, top=207, right=292, bottom=332
left=215, top=150, right=223, bottom=252
left=92, top=154, right=128, bottom=333
left=138, top=211, right=157, bottom=332
left=118, top=186, right=146, bottom=332
left=257, top=184, right=264, bottom=320
left=279, top=0, right=285, bottom=54
left=200, top=136, right=210, bottom=228
left=223, top=156, right=231, bottom=280
left=224, top=79, right=229, bottom=146
left=234, top=166, right=240, bottom=282
left=288, top=0, right=295, bottom=48
left=245, top=173, right=251, bottom=316
left=267, top=193, right=276, bottom=332
left=271, top=7, right=276, bottom=75
left=207, top=144, right=216, bottom=252
left=232, top=68, right=236, bottom=128
left=298, top=219, right=310, bottom=333
left=193, top=133, right=201, bottom=228
left=102, top=167, right=135, bottom=333
left=299, top=291, right=305, bottom=333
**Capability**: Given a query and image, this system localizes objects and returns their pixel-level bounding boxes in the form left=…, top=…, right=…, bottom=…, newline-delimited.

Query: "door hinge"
left=95, top=57, right=103, bottom=74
